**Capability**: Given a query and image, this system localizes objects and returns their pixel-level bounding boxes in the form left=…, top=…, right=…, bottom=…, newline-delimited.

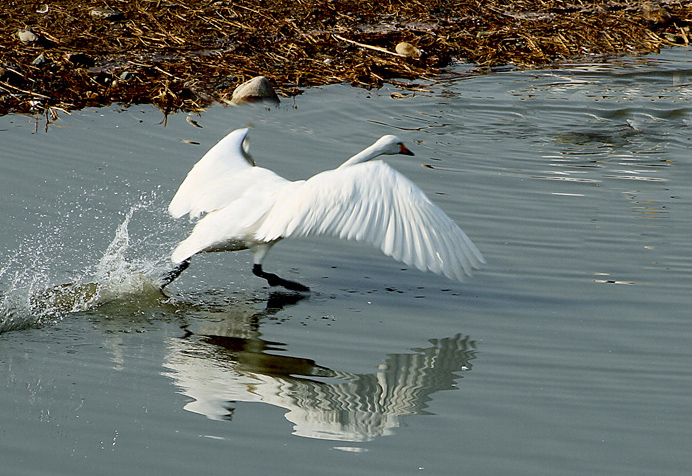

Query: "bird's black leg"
left=252, top=264, right=310, bottom=292
left=159, top=259, right=191, bottom=290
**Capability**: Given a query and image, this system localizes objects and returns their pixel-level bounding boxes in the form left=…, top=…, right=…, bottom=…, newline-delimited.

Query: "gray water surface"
left=1, top=48, right=691, bottom=475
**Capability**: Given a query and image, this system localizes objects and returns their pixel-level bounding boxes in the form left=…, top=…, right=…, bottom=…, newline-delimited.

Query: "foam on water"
left=0, top=193, right=177, bottom=333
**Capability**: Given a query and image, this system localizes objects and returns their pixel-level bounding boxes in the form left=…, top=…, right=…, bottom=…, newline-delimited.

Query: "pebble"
left=18, top=29, right=40, bottom=45
left=32, top=53, right=48, bottom=66
left=90, top=8, right=126, bottom=21
left=395, top=42, right=422, bottom=58
left=230, top=76, right=280, bottom=105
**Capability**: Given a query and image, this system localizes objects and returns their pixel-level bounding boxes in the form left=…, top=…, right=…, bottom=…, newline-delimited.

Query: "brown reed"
left=1, top=0, right=689, bottom=116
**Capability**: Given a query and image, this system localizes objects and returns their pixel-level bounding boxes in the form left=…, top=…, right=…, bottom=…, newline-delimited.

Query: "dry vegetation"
left=1, top=0, right=690, bottom=116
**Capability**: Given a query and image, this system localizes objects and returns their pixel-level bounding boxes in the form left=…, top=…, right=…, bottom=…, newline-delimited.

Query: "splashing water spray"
left=0, top=194, right=179, bottom=333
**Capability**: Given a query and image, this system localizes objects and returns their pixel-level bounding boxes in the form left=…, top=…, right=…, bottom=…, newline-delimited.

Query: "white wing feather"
left=169, top=168, right=291, bottom=263
left=169, top=128, right=254, bottom=219
left=254, top=161, right=485, bottom=281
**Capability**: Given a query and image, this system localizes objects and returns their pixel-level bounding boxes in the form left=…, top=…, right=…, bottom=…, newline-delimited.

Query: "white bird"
left=161, top=128, right=484, bottom=291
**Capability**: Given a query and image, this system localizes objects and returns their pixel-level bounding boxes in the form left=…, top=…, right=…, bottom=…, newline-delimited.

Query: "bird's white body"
left=168, top=128, right=484, bottom=285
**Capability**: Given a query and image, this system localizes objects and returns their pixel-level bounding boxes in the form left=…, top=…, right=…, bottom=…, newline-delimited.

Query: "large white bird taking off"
left=161, top=128, right=484, bottom=291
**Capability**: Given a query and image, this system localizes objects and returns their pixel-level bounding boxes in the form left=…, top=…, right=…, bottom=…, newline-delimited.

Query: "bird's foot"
left=159, top=259, right=191, bottom=290
left=253, top=264, right=310, bottom=292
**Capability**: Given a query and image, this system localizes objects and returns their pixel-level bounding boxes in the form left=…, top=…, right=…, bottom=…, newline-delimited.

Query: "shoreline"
left=1, top=1, right=690, bottom=116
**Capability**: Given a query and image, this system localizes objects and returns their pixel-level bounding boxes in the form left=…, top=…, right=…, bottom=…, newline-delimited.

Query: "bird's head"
left=337, top=134, right=415, bottom=169
left=375, top=135, right=415, bottom=156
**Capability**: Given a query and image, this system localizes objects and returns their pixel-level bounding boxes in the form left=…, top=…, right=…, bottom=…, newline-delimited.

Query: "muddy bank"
left=1, top=0, right=690, bottom=116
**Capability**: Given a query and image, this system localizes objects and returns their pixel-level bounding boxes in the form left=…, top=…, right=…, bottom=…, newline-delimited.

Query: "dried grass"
left=1, top=0, right=690, bottom=116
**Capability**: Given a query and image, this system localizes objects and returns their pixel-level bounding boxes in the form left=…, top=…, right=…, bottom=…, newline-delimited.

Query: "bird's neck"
left=337, top=143, right=382, bottom=169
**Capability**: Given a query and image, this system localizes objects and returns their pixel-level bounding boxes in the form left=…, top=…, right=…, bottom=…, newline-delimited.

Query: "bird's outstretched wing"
left=169, top=128, right=254, bottom=219
left=254, top=161, right=485, bottom=281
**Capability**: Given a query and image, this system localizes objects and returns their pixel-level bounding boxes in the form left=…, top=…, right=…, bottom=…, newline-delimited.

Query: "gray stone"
left=32, top=53, right=48, bottom=66
left=18, top=29, right=40, bottom=44
left=230, top=76, right=280, bottom=105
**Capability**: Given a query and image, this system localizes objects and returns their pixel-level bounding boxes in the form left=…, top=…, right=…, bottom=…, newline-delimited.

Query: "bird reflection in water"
left=163, top=293, right=477, bottom=442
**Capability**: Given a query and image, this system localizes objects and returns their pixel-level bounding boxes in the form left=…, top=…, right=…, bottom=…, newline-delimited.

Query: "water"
left=1, top=48, right=691, bottom=475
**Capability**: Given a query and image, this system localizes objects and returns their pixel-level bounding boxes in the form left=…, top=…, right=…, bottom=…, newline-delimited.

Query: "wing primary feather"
left=438, top=214, right=475, bottom=279
left=392, top=183, right=416, bottom=267
left=242, top=159, right=483, bottom=283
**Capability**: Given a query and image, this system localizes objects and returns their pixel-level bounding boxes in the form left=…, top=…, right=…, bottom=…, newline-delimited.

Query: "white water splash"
left=0, top=193, right=179, bottom=333
left=94, top=204, right=161, bottom=299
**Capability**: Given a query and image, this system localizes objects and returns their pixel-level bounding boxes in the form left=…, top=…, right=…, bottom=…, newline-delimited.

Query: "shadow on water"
left=553, top=123, right=639, bottom=147
left=163, top=293, right=477, bottom=443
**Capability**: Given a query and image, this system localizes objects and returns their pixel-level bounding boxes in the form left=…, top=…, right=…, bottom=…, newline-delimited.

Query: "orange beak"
left=399, top=144, right=415, bottom=156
